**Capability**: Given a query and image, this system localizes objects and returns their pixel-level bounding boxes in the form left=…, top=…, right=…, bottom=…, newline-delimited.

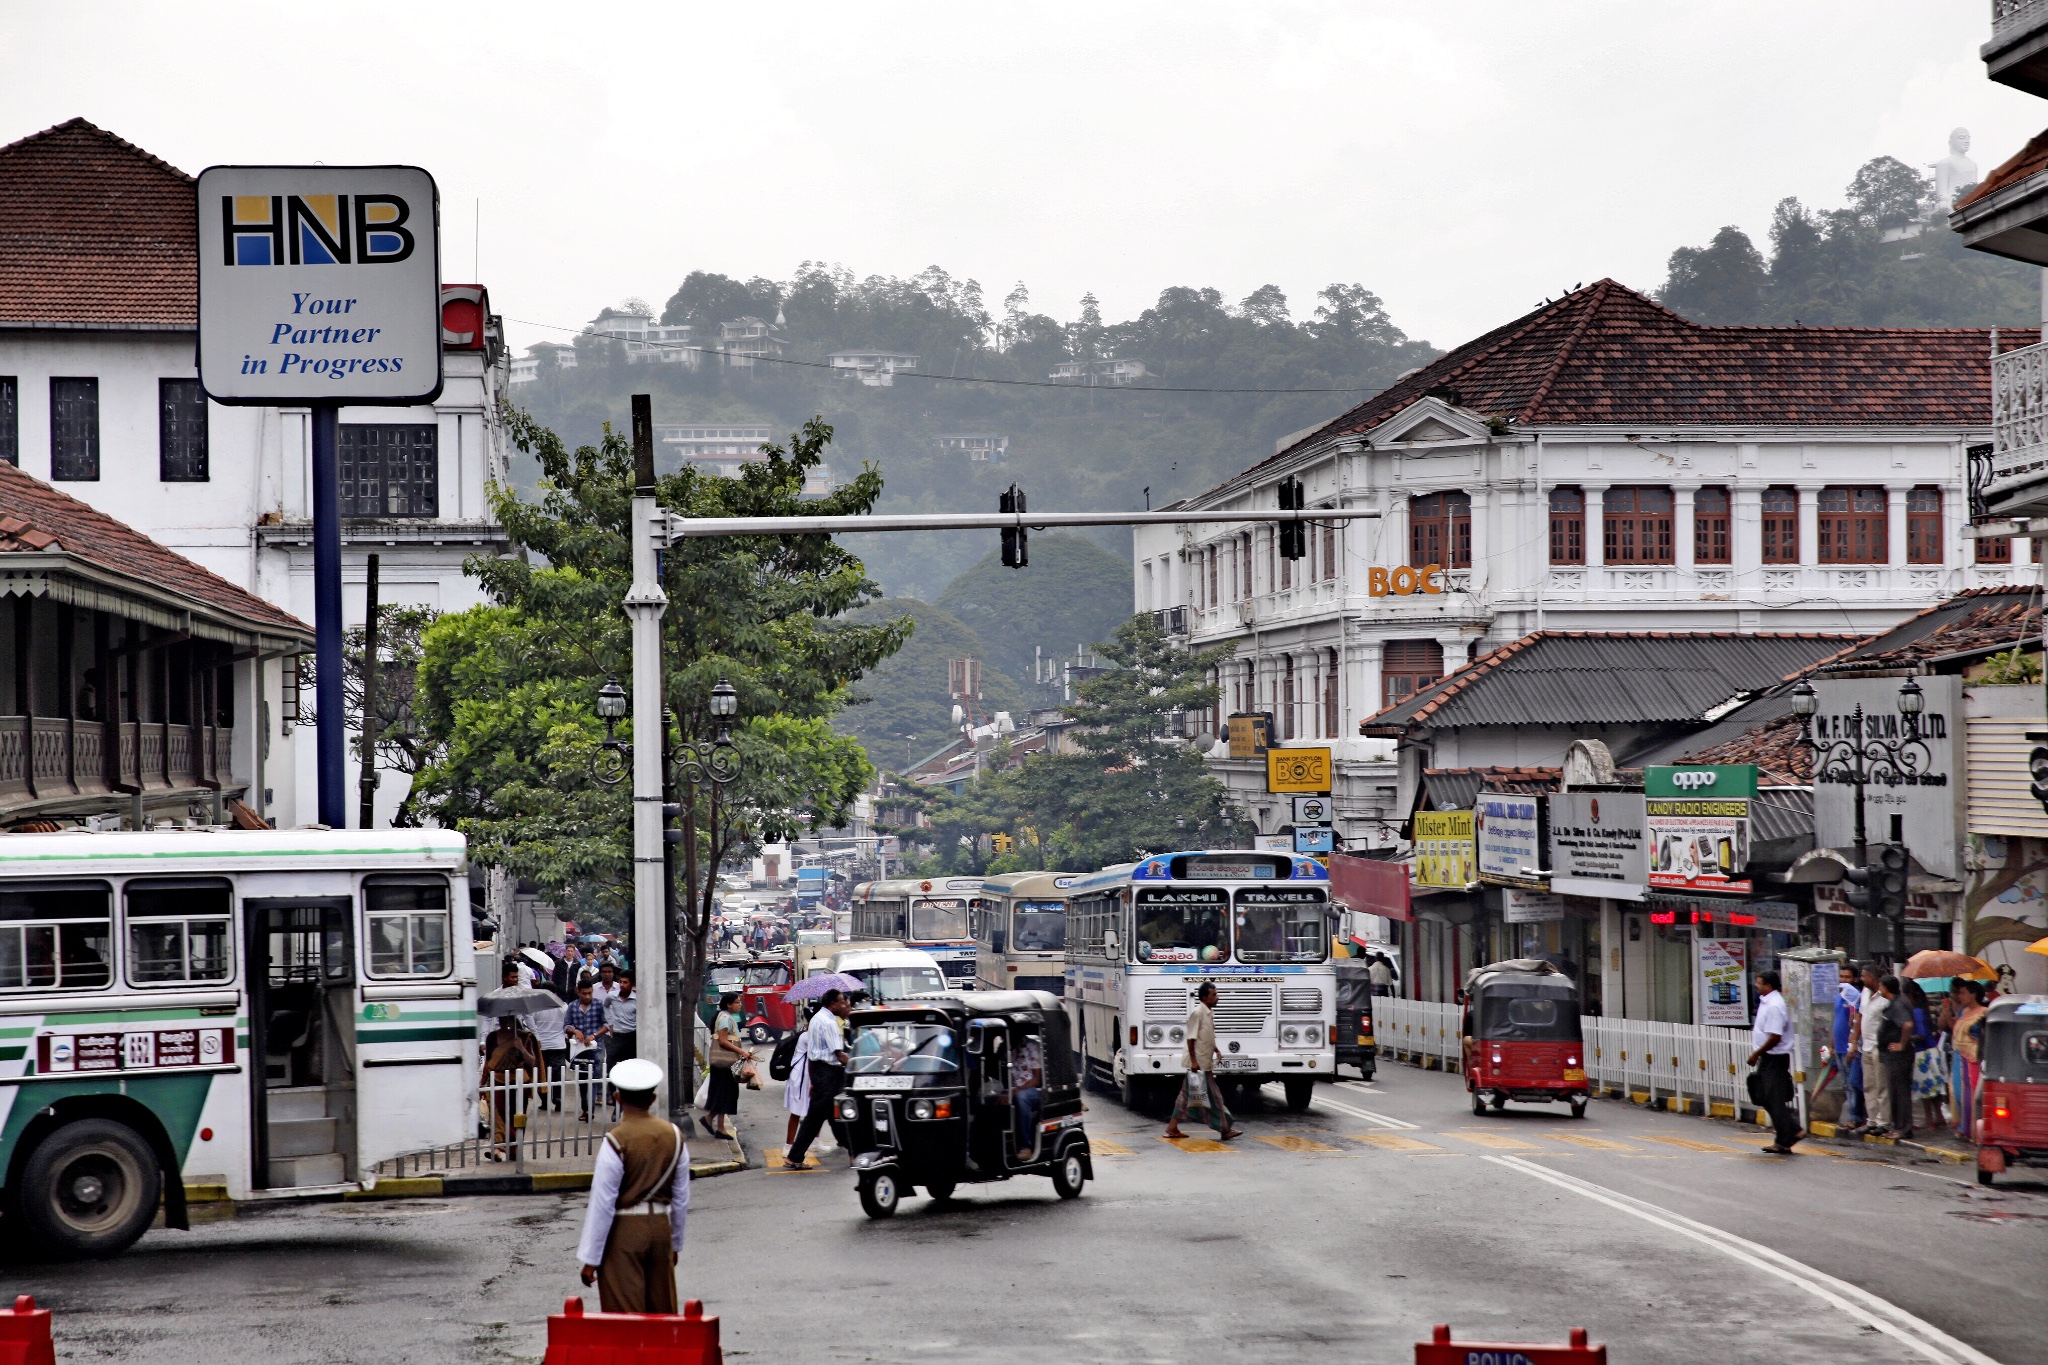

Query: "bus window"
left=1132, top=887, right=1226, bottom=964
left=125, top=879, right=233, bottom=985
left=1233, top=888, right=1329, bottom=964
left=1011, top=902, right=1066, bottom=952
left=364, top=879, right=451, bottom=978
left=0, top=882, right=112, bottom=991
left=911, top=898, right=967, bottom=941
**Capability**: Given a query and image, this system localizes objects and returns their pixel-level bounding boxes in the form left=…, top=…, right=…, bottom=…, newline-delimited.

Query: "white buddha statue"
left=1932, top=127, right=1980, bottom=209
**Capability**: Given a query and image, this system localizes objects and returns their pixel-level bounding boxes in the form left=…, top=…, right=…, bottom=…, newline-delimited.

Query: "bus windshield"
left=850, top=964, right=947, bottom=1001
left=911, top=898, right=968, bottom=941
left=1233, top=888, right=1329, bottom=964
left=1133, top=887, right=1227, bottom=964
left=1011, top=902, right=1066, bottom=952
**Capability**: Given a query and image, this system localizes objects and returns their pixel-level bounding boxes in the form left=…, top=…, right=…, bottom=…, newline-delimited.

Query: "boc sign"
left=196, top=165, right=443, bottom=405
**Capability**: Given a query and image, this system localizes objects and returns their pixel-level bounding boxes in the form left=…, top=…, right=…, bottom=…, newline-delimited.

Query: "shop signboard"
left=1547, top=792, right=1647, bottom=900
left=1808, top=675, right=1964, bottom=882
left=1475, top=794, right=1544, bottom=889
left=1413, top=811, right=1476, bottom=889
left=1502, top=888, right=1564, bottom=923
left=1294, top=826, right=1334, bottom=855
left=1696, top=938, right=1750, bottom=1025
left=1227, top=712, right=1273, bottom=760
left=1266, top=747, right=1332, bottom=794
left=1645, top=765, right=1755, bottom=896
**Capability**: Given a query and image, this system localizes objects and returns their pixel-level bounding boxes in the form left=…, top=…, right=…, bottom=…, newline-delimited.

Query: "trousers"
left=596, top=1212, right=677, bottom=1314
left=1860, top=1048, right=1889, bottom=1127
left=1754, top=1053, right=1800, bottom=1148
left=1883, top=1048, right=1916, bottom=1134
left=784, top=1060, right=845, bottom=1165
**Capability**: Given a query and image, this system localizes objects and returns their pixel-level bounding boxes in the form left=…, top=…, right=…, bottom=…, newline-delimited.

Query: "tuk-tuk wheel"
left=1490, top=1094, right=1506, bottom=1112
left=1053, top=1150, right=1087, bottom=1200
left=858, top=1171, right=900, bottom=1219
left=1570, top=1100, right=1587, bottom=1120
left=925, top=1180, right=956, bottom=1203
left=1471, top=1091, right=1488, bottom=1117
left=747, top=1023, right=772, bottom=1044
left=1977, top=1168, right=1995, bottom=1187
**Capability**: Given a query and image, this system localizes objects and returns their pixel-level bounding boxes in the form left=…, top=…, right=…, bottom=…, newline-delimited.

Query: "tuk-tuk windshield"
left=1981, top=1012, right=2048, bottom=1084
left=849, top=1021, right=961, bottom=1074
left=1233, top=888, right=1329, bottom=963
left=1012, top=903, right=1066, bottom=952
left=744, top=963, right=789, bottom=987
left=1475, top=984, right=1582, bottom=1042
left=707, top=966, right=747, bottom=993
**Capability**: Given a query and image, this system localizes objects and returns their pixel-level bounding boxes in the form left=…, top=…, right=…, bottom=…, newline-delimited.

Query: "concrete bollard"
left=543, top=1295, right=722, bottom=1365
left=0, top=1295, right=56, bottom=1365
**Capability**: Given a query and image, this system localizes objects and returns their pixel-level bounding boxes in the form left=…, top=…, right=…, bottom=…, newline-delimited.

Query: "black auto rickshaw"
left=1334, top=959, right=1377, bottom=1080
left=833, top=990, right=1092, bottom=1219
left=1461, top=960, right=1589, bottom=1118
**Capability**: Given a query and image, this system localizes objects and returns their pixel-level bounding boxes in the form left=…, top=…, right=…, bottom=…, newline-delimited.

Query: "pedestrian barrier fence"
left=544, top=1296, right=723, bottom=1365
left=1375, top=998, right=1769, bottom=1114
left=377, top=1054, right=622, bottom=1178
left=1414, top=1323, right=1605, bottom=1364
left=0, top=1295, right=57, bottom=1365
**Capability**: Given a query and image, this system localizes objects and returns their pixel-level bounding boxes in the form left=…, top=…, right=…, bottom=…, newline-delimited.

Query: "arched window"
left=1906, top=487, right=1942, bottom=565
left=1410, top=491, right=1472, bottom=569
left=1761, top=487, right=1799, bottom=563
left=1603, top=486, right=1674, bottom=564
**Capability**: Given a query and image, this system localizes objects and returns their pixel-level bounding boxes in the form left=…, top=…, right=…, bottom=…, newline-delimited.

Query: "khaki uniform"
left=595, top=1113, right=685, bottom=1313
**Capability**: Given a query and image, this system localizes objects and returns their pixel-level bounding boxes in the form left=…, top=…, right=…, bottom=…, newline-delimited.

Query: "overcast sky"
left=4, top=3, right=2043, bottom=355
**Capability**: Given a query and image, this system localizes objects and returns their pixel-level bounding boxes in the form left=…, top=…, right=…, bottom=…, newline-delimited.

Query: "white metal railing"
left=1376, top=998, right=1762, bottom=1111
left=375, top=1054, right=619, bottom=1178
left=1993, top=0, right=2048, bottom=43
left=1991, top=341, right=2048, bottom=488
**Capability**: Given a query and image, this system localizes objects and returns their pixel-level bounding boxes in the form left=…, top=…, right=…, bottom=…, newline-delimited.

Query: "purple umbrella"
left=785, top=971, right=865, bottom=1002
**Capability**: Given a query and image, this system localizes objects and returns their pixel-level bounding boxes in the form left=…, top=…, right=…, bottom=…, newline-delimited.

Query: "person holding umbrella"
left=479, top=965, right=550, bottom=1160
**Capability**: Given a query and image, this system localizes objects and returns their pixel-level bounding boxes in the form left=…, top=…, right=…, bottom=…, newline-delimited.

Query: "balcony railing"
left=1987, top=0, right=2048, bottom=96
left=1984, top=340, right=2048, bottom=517
left=0, top=719, right=233, bottom=810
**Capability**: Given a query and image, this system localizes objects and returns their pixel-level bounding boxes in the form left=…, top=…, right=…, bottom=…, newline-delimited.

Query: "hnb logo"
left=1670, top=770, right=1718, bottom=790
left=222, top=194, right=415, bottom=267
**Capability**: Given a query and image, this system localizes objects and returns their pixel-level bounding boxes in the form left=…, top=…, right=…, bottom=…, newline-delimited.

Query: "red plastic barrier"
left=0, top=1296, right=56, bottom=1365
left=544, top=1296, right=722, bottom=1365
left=1416, top=1323, right=1606, bottom=1365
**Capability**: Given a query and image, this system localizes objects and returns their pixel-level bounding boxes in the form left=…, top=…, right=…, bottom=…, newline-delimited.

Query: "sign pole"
left=311, top=402, right=346, bottom=829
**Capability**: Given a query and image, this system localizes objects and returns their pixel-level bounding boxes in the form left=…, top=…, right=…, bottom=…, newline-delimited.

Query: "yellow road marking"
left=1352, top=1133, right=1443, bottom=1152
left=1090, top=1137, right=1136, bottom=1156
left=1444, top=1131, right=1542, bottom=1150
left=1254, top=1134, right=1342, bottom=1154
left=1159, top=1135, right=1236, bottom=1153
left=1547, top=1134, right=1640, bottom=1152
left=764, top=1148, right=820, bottom=1172
left=1638, top=1135, right=1749, bottom=1154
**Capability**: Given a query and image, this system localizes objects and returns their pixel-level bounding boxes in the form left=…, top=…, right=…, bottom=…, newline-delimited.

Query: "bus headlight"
left=1281, top=1026, right=1301, bottom=1045
left=1168, top=1026, right=1184, bottom=1044
left=1145, top=1025, right=1166, bottom=1047
left=1300, top=1025, right=1320, bottom=1046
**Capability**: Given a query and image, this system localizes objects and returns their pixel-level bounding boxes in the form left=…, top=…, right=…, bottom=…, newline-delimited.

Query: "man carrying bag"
left=1163, top=982, right=1244, bottom=1141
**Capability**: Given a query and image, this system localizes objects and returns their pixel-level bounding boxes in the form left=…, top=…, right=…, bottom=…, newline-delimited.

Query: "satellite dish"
left=951, top=705, right=965, bottom=727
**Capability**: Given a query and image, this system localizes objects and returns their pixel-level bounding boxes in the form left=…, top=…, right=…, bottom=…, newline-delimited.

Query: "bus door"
left=245, top=897, right=356, bottom=1188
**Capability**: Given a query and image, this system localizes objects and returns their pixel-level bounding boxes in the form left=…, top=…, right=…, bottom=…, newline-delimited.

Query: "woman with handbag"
left=702, top=992, right=748, bottom=1139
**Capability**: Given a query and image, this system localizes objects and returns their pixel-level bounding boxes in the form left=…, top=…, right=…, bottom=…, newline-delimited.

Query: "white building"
left=828, top=349, right=919, bottom=387
left=1131, top=280, right=2035, bottom=848
left=935, top=433, right=1007, bottom=461
left=587, top=305, right=699, bottom=370
left=509, top=341, right=578, bottom=384
left=0, top=118, right=515, bottom=832
left=1050, top=357, right=1153, bottom=386
left=718, top=317, right=785, bottom=370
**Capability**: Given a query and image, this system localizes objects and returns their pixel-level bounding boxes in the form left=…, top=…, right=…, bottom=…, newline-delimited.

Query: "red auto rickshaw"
left=1975, top=995, right=2048, bottom=1186
left=740, top=957, right=798, bottom=1042
left=1461, top=960, right=1589, bottom=1119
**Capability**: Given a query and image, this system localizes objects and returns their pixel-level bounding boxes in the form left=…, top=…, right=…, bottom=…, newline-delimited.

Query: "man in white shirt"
left=1745, top=969, right=1801, bottom=1154
left=783, top=989, right=853, bottom=1170
left=1854, top=964, right=1891, bottom=1134
left=603, top=970, right=640, bottom=1078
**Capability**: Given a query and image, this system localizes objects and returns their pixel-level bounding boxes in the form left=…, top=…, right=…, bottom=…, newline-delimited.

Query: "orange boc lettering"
left=1368, top=564, right=1442, bottom=597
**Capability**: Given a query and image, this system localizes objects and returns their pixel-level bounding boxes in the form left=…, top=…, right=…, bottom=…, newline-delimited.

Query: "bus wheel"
left=1282, top=1077, right=1315, bottom=1112
left=858, top=1171, right=900, bottom=1219
left=19, top=1118, right=162, bottom=1259
left=1113, top=1053, right=1143, bottom=1111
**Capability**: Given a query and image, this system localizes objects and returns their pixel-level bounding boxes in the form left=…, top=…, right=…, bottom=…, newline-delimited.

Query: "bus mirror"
left=991, top=930, right=1006, bottom=955
left=1104, top=929, right=1121, bottom=958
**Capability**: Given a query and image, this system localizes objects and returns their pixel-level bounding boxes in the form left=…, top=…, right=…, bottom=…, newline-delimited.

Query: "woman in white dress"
left=782, top=1015, right=813, bottom=1150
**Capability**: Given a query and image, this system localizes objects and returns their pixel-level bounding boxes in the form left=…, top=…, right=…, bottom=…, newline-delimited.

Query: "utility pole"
left=357, top=553, right=380, bottom=831
left=626, top=395, right=671, bottom=1113
left=312, top=403, right=345, bottom=828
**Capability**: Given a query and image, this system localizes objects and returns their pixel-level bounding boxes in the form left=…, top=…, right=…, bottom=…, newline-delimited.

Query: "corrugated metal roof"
left=1966, top=717, right=2048, bottom=838
left=1365, top=632, right=1858, bottom=735
left=1749, top=788, right=1814, bottom=845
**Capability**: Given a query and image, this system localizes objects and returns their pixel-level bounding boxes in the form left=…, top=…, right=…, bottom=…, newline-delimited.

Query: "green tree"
left=917, top=613, right=1245, bottom=872
left=1656, top=225, right=1768, bottom=324
left=415, top=408, right=908, bottom=1086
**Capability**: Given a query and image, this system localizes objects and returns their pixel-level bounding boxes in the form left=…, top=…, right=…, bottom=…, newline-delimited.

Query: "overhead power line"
left=506, top=316, right=1401, bottom=396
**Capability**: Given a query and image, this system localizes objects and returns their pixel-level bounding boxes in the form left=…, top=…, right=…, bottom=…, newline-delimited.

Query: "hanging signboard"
left=1266, top=747, right=1332, bottom=794
left=1227, top=713, right=1273, bottom=760
left=196, top=165, right=443, bottom=406
left=1547, top=792, right=1647, bottom=900
left=1809, top=676, right=1964, bottom=882
left=1696, top=939, right=1750, bottom=1025
left=1502, top=887, right=1564, bottom=923
left=1474, top=793, right=1544, bottom=889
left=1294, top=825, right=1335, bottom=854
left=1645, top=765, right=1755, bottom=895
left=1413, top=810, right=1476, bottom=889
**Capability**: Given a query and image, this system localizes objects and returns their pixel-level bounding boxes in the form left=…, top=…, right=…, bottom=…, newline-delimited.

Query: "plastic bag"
left=694, top=1072, right=711, bottom=1109
left=1183, top=1069, right=1210, bottom=1110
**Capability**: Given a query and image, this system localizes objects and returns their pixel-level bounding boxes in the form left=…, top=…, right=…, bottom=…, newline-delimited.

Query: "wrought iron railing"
left=1993, top=0, right=2048, bottom=42
left=376, top=1054, right=621, bottom=1178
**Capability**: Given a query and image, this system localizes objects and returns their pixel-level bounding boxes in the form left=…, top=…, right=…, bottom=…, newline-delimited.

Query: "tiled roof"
left=1419, top=767, right=1563, bottom=811
left=0, top=117, right=196, bottom=329
left=0, top=460, right=309, bottom=638
left=1212, top=280, right=2026, bottom=496
left=1813, top=586, right=2041, bottom=673
left=1673, top=712, right=1812, bottom=785
left=1954, top=128, right=2048, bottom=213
left=1362, top=630, right=1861, bottom=736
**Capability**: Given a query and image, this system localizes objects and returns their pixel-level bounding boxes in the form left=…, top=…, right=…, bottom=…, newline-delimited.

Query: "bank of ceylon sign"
left=196, top=165, right=443, bottom=405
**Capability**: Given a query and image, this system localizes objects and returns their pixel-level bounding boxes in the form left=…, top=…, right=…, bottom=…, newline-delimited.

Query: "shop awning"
left=1331, top=852, right=1413, bottom=923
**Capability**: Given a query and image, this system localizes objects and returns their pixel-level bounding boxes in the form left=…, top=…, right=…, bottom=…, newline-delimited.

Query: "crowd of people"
left=480, top=938, right=643, bottom=1158
left=1831, top=961, right=1996, bottom=1143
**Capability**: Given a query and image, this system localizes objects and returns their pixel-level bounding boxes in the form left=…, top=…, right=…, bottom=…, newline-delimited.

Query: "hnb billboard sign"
left=197, top=166, right=441, bottom=406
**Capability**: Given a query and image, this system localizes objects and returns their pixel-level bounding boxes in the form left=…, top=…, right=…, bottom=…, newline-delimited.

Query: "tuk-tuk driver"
left=576, top=1057, right=689, bottom=1313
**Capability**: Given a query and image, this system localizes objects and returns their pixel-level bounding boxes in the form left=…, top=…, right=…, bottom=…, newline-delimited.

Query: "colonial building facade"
left=1133, top=281, right=2037, bottom=847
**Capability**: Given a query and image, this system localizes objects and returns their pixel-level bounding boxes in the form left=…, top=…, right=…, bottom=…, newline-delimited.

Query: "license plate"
left=851, top=1075, right=912, bottom=1091
left=1563, top=1068, right=1586, bottom=1082
left=1215, top=1057, right=1257, bottom=1072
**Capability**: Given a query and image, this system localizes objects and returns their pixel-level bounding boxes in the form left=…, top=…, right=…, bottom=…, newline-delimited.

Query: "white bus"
left=973, top=870, right=1072, bottom=994
left=0, top=829, right=476, bottom=1258
left=849, top=877, right=981, bottom=988
left=1064, top=850, right=1336, bottom=1113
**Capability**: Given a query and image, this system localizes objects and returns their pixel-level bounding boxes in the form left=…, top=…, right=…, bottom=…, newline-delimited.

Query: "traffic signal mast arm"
left=653, top=505, right=1382, bottom=540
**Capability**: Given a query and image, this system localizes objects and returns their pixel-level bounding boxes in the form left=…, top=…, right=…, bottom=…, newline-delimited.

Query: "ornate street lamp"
left=592, top=676, right=632, bottom=786
left=590, top=675, right=742, bottom=790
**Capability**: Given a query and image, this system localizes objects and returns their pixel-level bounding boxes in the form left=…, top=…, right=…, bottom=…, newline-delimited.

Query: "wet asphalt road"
left=6, top=1063, right=2045, bottom=1364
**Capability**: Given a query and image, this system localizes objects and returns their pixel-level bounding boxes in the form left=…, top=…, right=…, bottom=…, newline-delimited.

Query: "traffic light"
left=991, top=832, right=1014, bottom=855
left=1843, top=843, right=1910, bottom=957
left=1277, top=476, right=1306, bottom=560
left=2031, top=741, right=2048, bottom=814
left=1000, top=484, right=1028, bottom=568
left=1871, top=843, right=1909, bottom=922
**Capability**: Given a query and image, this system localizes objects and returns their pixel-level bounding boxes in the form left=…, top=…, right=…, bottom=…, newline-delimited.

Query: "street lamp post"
left=1790, top=676, right=1928, bottom=957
